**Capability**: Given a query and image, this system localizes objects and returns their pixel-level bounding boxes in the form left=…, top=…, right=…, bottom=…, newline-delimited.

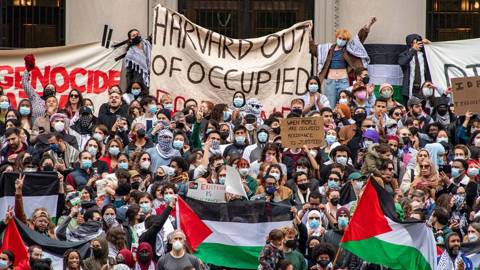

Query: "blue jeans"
left=324, top=78, right=350, bottom=106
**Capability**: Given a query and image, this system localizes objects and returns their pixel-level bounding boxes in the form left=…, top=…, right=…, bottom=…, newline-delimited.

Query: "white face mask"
left=172, top=240, right=183, bottom=251
left=54, top=121, right=65, bottom=132
left=239, top=168, right=249, bottom=176
left=140, top=161, right=151, bottom=170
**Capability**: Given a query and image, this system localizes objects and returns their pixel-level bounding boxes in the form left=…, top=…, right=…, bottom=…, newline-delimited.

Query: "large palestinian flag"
left=365, top=44, right=408, bottom=103
left=340, top=178, right=437, bottom=270
left=1, top=217, right=90, bottom=269
left=0, top=172, right=60, bottom=220
left=177, top=197, right=293, bottom=269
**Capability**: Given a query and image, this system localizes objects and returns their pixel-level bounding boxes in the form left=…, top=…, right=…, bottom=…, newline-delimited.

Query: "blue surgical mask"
left=308, top=84, right=319, bottom=93
left=269, top=172, right=280, bottom=181
left=257, top=132, right=268, bottom=143
left=118, top=162, right=129, bottom=170
left=326, top=135, right=337, bottom=145
left=164, top=103, right=173, bottom=111
left=338, top=98, right=348, bottom=105
left=164, top=194, right=173, bottom=203
left=109, top=147, right=120, bottom=156
left=218, top=176, right=226, bottom=184
left=363, top=140, right=374, bottom=148
left=467, top=168, right=479, bottom=177
left=148, top=104, right=158, bottom=114
left=81, top=159, right=92, bottom=170
left=338, top=216, right=349, bottom=228
left=233, top=97, right=244, bottom=108
left=0, top=259, right=8, bottom=268
left=19, top=106, right=31, bottom=116
left=87, top=146, right=98, bottom=156
left=223, top=110, right=231, bottom=121
left=451, top=168, right=461, bottom=178
left=235, top=136, right=246, bottom=145
left=140, top=202, right=151, bottom=213
left=172, top=140, right=183, bottom=150
left=336, top=38, right=347, bottom=47
left=328, top=180, right=340, bottom=189
left=131, top=88, right=141, bottom=96
left=0, top=101, right=9, bottom=110
left=309, top=219, right=320, bottom=229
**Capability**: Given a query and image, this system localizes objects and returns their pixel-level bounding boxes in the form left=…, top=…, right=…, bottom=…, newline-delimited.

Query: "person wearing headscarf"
left=146, top=129, right=180, bottom=173
left=124, top=29, right=152, bottom=88
left=437, top=232, right=473, bottom=270
left=135, top=242, right=155, bottom=270
left=424, top=142, right=446, bottom=170
left=116, top=248, right=135, bottom=269
left=70, top=106, right=96, bottom=150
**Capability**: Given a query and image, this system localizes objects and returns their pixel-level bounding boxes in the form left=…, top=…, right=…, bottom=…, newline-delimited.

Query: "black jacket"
left=397, top=47, right=431, bottom=98
left=97, top=103, right=131, bottom=131
left=139, top=205, right=173, bottom=261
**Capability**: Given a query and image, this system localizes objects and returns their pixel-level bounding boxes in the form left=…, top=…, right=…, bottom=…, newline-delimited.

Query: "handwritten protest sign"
left=187, top=182, right=226, bottom=203
left=280, top=116, right=324, bottom=149
left=451, top=76, right=480, bottom=115
left=150, top=5, right=312, bottom=111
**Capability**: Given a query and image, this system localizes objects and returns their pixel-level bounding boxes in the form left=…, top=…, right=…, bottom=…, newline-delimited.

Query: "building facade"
left=0, top=0, right=479, bottom=48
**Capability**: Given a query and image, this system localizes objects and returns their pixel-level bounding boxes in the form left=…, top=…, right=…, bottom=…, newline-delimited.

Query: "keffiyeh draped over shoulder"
left=125, top=39, right=152, bottom=87
left=316, top=34, right=370, bottom=73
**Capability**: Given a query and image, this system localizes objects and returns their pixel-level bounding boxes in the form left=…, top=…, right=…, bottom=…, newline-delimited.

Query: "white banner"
left=425, top=38, right=480, bottom=89
left=187, top=182, right=226, bottom=203
left=150, top=5, right=312, bottom=112
left=0, top=42, right=123, bottom=115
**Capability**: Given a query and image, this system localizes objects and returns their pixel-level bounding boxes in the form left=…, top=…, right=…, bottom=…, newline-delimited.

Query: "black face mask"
left=318, top=259, right=330, bottom=268
left=138, top=252, right=150, bottom=263
left=330, top=197, right=340, bottom=206
left=92, top=248, right=103, bottom=258
left=130, top=35, right=142, bottom=45
left=154, top=175, right=165, bottom=182
left=272, top=127, right=281, bottom=135
left=297, top=183, right=309, bottom=191
left=131, top=182, right=140, bottom=190
left=285, top=239, right=297, bottom=249
left=292, top=108, right=302, bottom=115
left=401, top=136, right=411, bottom=146
left=362, top=76, right=370, bottom=84
left=220, top=131, right=230, bottom=140
left=352, top=113, right=366, bottom=123
left=137, top=128, right=146, bottom=138
left=437, top=107, right=448, bottom=116
left=43, top=165, right=54, bottom=172
left=138, top=214, right=146, bottom=223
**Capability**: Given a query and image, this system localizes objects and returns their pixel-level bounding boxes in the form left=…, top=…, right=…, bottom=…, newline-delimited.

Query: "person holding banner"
left=309, top=17, right=376, bottom=106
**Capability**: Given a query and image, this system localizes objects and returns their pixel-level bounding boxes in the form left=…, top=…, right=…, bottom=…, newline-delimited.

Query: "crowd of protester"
left=0, top=20, right=478, bottom=270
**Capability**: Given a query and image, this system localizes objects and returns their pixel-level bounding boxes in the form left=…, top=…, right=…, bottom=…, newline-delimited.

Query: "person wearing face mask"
left=379, top=83, right=403, bottom=111
left=123, top=81, right=147, bottom=105
left=44, top=133, right=79, bottom=172
left=234, top=158, right=258, bottom=199
left=334, top=104, right=354, bottom=129
left=65, top=151, right=96, bottom=190
left=310, top=242, right=336, bottom=270
left=398, top=34, right=432, bottom=105
left=70, top=107, right=96, bottom=150
left=361, top=142, right=392, bottom=178
left=351, top=84, right=376, bottom=115
left=124, top=29, right=151, bottom=88
left=156, top=230, right=202, bottom=270
left=0, top=250, right=14, bottom=270
left=33, top=113, right=79, bottom=153
left=133, top=96, right=159, bottom=134
left=84, top=237, right=114, bottom=270
left=402, top=96, right=433, bottom=129
left=254, top=173, right=292, bottom=203
left=438, top=159, right=473, bottom=197
left=302, top=76, right=331, bottom=114
left=320, top=145, right=355, bottom=182
left=243, top=125, right=270, bottom=163
left=146, top=129, right=180, bottom=173
left=281, top=226, right=307, bottom=270
left=322, top=207, right=362, bottom=269
left=464, top=223, right=480, bottom=243
left=309, top=17, right=376, bottom=106
left=134, top=243, right=155, bottom=270
left=437, top=232, right=473, bottom=270
left=223, top=125, right=248, bottom=158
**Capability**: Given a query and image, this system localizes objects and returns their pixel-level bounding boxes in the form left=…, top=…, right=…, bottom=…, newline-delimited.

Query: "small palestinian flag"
left=365, top=44, right=408, bottom=103
left=177, top=197, right=293, bottom=269
left=1, top=217, right=90, bottom=269
left=462, top=240, right=480, bottom=268
left=340, top=178, right=437, bottom=270
left=0, top=172, right=60, bottom=220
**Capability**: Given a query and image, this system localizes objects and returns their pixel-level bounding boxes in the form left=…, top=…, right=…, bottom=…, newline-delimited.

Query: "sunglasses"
left=385, top=167, right=394, bottom=171
left=70, top=94, right=79, bottom=98
left=420, top=165, right=430, bottom=169
left=309, top=217, right=320, bottom=220
left=393, top=112, right=401, bottom=116
left=363, top=125, right=375, bottom=128
left=328, top=178, right=339, bottom=181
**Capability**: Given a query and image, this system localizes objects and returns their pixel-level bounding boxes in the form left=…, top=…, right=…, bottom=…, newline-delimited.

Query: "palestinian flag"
left=340, top=178, right=437, bottom=270
left=462, top=240, right=480, bottom=267
left=365, top=44, right=408, bottom=103
left=1, top=217, right=90, bottom=269
left=178, top=197, right=293, bottom=269
left=0, top=172, right=60, bottom=220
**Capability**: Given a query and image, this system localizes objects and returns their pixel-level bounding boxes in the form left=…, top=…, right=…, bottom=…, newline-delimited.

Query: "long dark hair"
left=64, top=89, right=84, bottom=117
left=63, top=248, right=83, bottom=270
